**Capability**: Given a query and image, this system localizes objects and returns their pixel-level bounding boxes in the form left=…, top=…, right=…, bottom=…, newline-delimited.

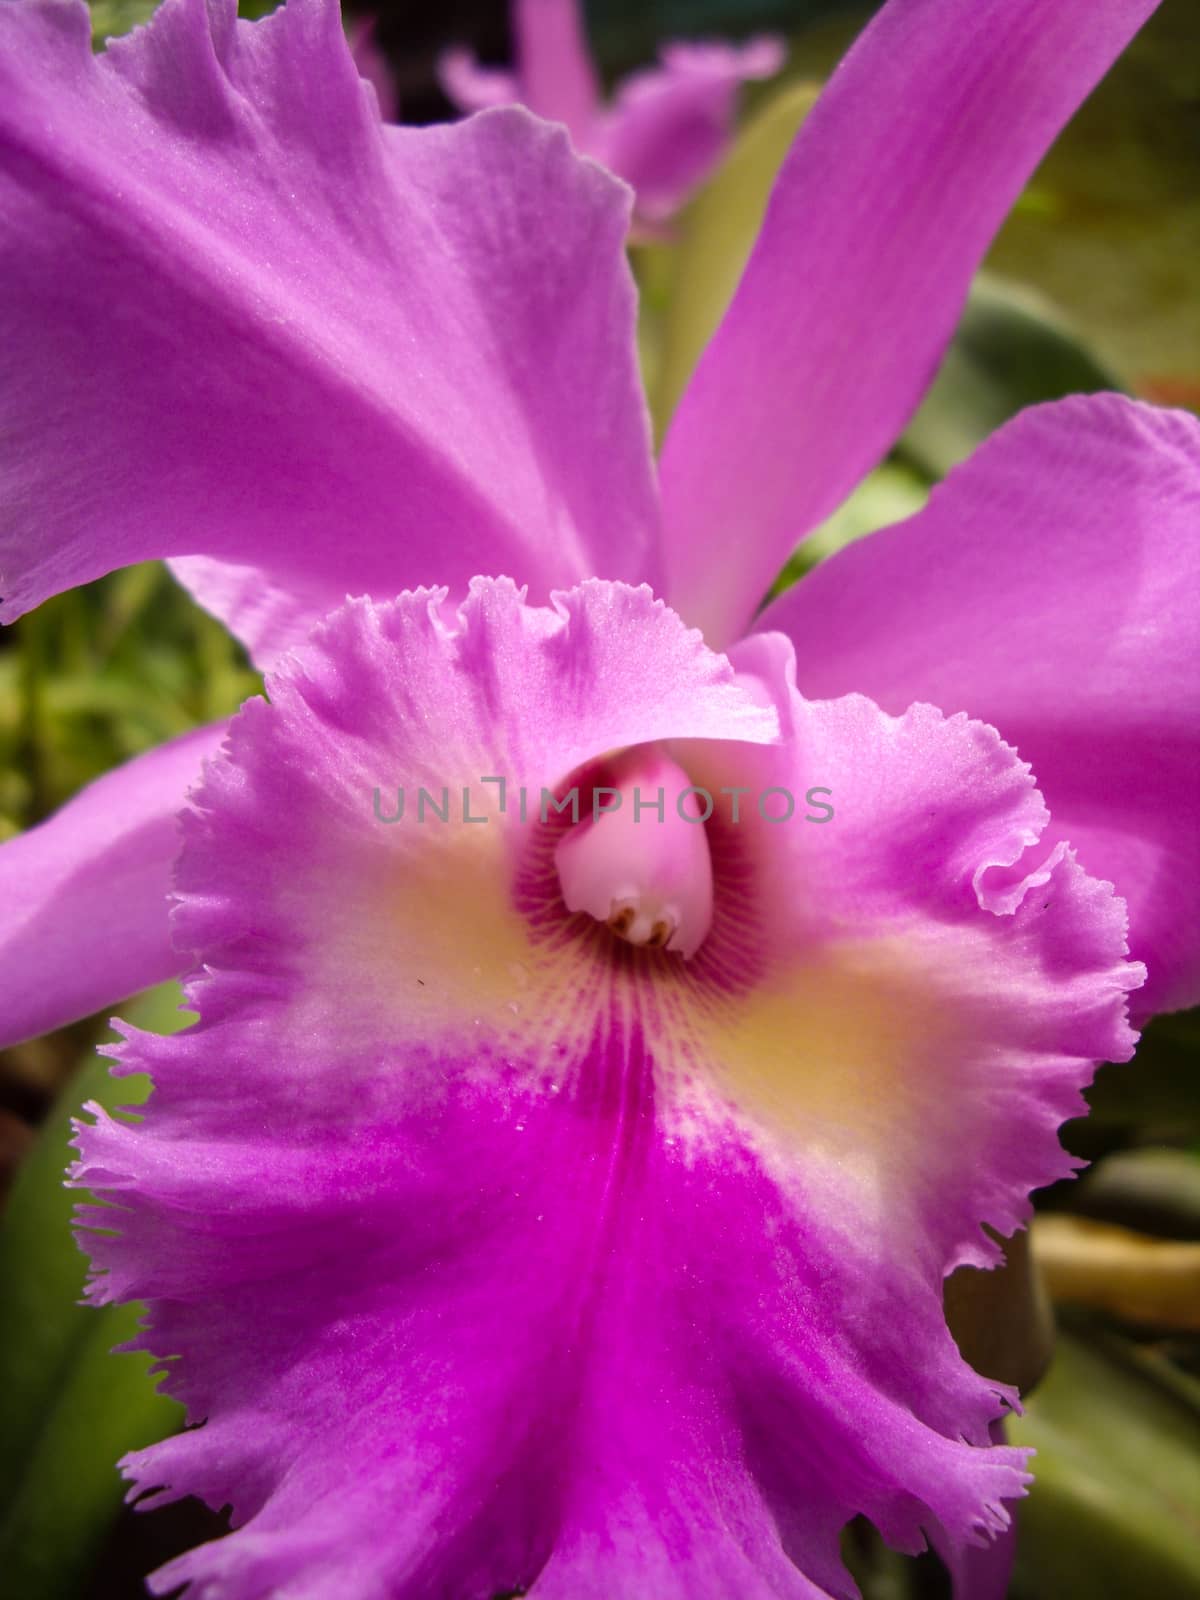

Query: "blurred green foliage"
left=0, top=565, right=257, bottom=844
left=1009, top=1323, right=1200, bottom=1600
left=0, top=987, right=194, bottom=1600
left=87, top=0, right=155, bottom=43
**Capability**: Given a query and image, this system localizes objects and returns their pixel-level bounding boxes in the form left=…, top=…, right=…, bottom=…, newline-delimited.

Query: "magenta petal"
left=0, top=723, right=226, bottom=1048
left=936, top=1422, right=1018, bottom=1600
left=0, top=0, right=659, bottom=664
left=441, top=7, right=779, bottom=230
left=73, top=582, right=1138, bottom=1596
left=596, top=37, right=785, bottom=225
left=437, top=46, right=519, bottom=112
left=759, top=395, right=1200, bottom=1018
left=513, top=0, right=601, bottom=132
left=658, top=0, right=1160, bottom=645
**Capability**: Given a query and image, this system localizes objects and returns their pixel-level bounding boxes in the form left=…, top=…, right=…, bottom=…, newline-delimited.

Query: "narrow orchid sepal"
left=511, top=0, right=601, bottom=131
left=660, top=0, right=1163, bottom=646
left=0, top=722, right=227, bottom=1050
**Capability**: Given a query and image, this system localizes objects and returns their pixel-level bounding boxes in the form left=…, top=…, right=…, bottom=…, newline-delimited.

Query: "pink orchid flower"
left=439, top=0, right=784, bottom=228
left=0, top=0, right=1196, bottom=1595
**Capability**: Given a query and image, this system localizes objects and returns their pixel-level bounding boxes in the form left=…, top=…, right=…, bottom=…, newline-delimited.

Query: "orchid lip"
left=553, top=748, right=715, bottom=957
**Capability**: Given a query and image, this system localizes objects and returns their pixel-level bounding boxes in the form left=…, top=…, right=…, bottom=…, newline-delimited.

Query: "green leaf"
left=900, top=274, right=1126, bottom=480
left=0, top=1304, right=177, bottom=1597
left=87, top=0, right=156, bottom=45
left=0, top=984, right=193, bottom=1598
left=768, top=461, right=929, bottom=598
left=1010, top=1325, right=1200, bottom=1600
